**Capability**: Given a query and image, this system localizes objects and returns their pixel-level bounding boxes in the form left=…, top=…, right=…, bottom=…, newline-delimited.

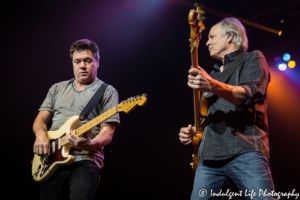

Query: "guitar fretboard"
left=76, top=106, right=117, bottom=135
left=61, top=106, right=118, bottom=146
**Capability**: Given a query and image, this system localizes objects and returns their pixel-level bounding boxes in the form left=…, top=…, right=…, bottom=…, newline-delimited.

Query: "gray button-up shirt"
left=199, top=49, right=271, bottom=160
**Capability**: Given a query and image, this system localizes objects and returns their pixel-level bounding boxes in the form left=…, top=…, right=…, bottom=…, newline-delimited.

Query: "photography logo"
left=199, top=189, right=207, bottom=197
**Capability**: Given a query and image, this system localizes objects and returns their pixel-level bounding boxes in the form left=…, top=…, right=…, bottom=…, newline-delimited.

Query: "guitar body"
left=192, top=97, right=208, bottom=174
left=32, top=116, right=80, bottom=182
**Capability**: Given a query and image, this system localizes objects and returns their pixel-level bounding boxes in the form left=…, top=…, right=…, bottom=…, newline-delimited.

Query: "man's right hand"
left=179, top=124, right=195, bottom=145
left=33, top=110, right=52, bottom=157
left=33, top=132, right=50, bottom=157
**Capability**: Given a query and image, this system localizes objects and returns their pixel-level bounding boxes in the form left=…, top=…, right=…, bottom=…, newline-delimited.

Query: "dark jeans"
left=190, top=151, right=276, bottom=200
left=40, top=160, right=100, bottom=200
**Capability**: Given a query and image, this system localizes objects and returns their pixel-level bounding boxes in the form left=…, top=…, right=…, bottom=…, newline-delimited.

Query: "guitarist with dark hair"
left=179, top=18, right=276, bottom=200
left=33, top=39, right=120, bottom=199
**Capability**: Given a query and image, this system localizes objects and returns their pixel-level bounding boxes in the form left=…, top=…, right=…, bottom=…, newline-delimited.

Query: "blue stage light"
left=283, top=53, right=291, bottom=61
left=278, top=63, right=287, bottom=71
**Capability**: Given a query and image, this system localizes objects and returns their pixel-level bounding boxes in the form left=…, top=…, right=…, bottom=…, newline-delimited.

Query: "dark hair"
left=70, top=39, right=100, bottom=60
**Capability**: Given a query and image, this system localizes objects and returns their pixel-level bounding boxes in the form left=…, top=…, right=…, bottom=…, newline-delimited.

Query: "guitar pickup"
left=58, top=138, right=61, bottom=150
left=52, top=141, right=55, bottom=153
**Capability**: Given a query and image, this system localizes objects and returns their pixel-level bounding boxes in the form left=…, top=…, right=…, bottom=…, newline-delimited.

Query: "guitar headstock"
left=118, top=94, right=147, bottom=113
left=188, top=3, right=205, bottom=48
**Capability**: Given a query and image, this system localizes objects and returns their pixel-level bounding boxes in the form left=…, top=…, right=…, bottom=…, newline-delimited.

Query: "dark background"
left=2, top=0, right=300, bottom=199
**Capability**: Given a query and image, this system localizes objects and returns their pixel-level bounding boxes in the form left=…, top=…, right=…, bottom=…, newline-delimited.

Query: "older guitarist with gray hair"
left=179, top=18, right=275, bottom=200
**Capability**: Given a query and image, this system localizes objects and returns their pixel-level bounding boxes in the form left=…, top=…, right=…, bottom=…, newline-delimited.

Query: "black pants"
left=40, top=160, right=100, bottom=200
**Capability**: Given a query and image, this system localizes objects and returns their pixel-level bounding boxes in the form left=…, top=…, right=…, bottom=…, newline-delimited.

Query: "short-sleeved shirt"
left=39, top=78, right=120, bottom=168
left=199, top=50, right=271, bottom=161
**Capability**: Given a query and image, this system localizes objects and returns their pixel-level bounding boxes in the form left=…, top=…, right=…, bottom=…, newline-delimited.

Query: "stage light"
left=283, top=53, right=291, bottom=61
left=278, top=63, right=287, bottom=71
left=274, top=56, right=281, bottom=61
left=288, top=60, right=296, bottom=68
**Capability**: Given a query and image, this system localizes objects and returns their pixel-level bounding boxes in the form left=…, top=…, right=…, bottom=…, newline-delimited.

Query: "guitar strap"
left=79, top=82, right=109, bottom=121
left=203, top=51, right=248, bottom=99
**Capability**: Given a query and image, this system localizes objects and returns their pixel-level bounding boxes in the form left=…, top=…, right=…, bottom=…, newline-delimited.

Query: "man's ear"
left=227, top=32, right=234, bottom=43
left=96, top=59, right=100, bottom=68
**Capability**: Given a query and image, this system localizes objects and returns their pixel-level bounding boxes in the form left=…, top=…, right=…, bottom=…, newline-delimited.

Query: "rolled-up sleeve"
left=238, top=50, right=270, bottom=106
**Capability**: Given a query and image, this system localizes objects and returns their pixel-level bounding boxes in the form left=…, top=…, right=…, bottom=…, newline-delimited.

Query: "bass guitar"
left=188, top=3, right=208, bottom=174
left=32, top=94, right=147, bottom=182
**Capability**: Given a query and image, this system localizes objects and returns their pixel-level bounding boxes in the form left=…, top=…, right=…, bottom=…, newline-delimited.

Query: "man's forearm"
left=90, top=129, right=114, bottom=150
left=210, top=79, right=247, bottom=105
left=33, top=117, right=48, bottom=137
left=85, top=122, right=116, bottom=151
left=33, top=111, right=52, bottom=137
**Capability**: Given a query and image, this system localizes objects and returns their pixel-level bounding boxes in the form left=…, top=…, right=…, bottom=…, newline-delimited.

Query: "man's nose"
left=79, top=61, right=86, bottom=68
left=206, top=40, right=210, bottom=46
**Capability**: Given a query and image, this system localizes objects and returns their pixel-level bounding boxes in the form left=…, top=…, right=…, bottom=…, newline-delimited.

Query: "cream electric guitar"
left=32, top=94, right=147, bottom=182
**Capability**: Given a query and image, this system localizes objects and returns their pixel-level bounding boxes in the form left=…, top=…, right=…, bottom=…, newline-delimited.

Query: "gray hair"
left=216, top=17, right=248, bottom=51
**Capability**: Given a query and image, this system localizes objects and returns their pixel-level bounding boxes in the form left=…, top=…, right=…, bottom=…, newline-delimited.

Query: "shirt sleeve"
left=101, top=85, right=121, bottom=125
left=38, top=84, right=57, bottom=112
left=238, top=50, right=270, bottom=106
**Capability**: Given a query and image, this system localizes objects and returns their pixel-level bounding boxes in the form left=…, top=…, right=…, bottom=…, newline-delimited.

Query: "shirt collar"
left=226, top=49, right=244, bottom=61
left=213, top=49, right=244, bottom=72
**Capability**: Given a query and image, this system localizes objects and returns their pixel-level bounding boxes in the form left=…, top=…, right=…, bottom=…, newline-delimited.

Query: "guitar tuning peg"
left=198, top=10, right=205, bottom=16
left=143, top=93, right=147, bottom=97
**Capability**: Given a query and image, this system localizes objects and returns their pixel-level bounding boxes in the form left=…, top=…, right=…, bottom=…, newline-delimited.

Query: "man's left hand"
left=66, top=130, right=93, bottom=151
left=188, top=67, right=215, bottom=92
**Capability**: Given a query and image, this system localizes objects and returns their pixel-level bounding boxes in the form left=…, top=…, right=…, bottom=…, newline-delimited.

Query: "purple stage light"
left=275, top=56, right=281, bottom=61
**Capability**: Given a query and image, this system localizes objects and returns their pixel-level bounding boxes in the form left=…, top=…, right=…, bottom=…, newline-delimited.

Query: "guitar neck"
left=191, top=46, right=199, bottom=69
left=77, top=106, right=118, bottom=136
left=61, top=106, right=118, bottom=146
left=191, top=46, right=201, bottom=133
